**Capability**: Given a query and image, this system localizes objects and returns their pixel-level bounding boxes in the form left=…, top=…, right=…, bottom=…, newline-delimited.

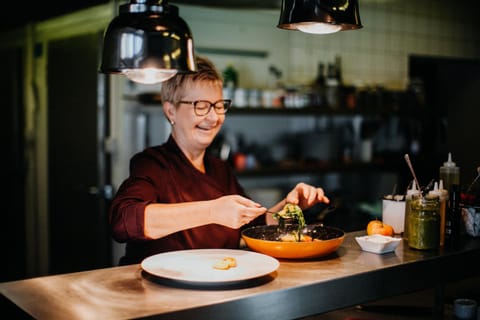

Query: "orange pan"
left=241, top=224, right=345, bottom=259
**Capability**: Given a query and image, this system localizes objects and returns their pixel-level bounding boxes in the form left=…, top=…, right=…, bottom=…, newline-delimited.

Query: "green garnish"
left=273, top=203, right=306, bottom=241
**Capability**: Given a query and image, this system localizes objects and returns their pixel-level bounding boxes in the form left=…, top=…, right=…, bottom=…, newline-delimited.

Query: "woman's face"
left=167, top=81, right=225, bottom=154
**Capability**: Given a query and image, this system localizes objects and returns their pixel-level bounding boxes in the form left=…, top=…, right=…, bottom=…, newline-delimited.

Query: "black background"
left=0, top=0, right=282, bottom=31
left=0, top=1, right=109, bottom=31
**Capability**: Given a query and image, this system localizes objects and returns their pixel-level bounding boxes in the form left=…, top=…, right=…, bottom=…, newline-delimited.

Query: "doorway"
left=0, top=45, right=26, bottom=281
left=47, top=32, right=112, bottom=274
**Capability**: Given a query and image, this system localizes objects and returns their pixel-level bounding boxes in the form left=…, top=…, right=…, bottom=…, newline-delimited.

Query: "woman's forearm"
left=144, top=201, right=213, bottom=239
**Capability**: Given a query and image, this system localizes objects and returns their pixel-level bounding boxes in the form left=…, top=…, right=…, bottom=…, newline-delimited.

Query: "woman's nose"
left=205, top=106, right=221, bottom=120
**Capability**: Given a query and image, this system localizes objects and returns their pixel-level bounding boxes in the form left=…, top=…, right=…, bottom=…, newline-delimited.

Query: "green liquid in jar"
left=408, top=195, right=440, bottom=250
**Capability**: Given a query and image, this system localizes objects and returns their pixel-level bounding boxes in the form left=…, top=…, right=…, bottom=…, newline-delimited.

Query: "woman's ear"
left=163, top=101, right=176, bottom=124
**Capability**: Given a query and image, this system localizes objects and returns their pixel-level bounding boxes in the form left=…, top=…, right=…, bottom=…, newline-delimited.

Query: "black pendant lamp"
left=100, top=0, right=196, bottom=84
left=277, top=0, right=362, bottom=34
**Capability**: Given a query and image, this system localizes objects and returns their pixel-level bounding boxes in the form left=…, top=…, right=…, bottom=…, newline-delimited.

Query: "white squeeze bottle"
left=428, top=181, right=448, bottom=246
left=403, top=181, right=421, bottom=241
left=439, top=152, right=460, bottom=193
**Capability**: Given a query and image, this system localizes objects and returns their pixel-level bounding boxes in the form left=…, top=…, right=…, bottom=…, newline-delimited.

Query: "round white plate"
left=141, top=249, right=279, bottom=285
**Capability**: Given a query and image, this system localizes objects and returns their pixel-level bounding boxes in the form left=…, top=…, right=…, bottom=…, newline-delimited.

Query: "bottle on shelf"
left=325, top=62, right=340, bottom=109
left=439, top=152, right=460, bottom=193
left=311, top=62, right=326, bottom=108
left=334, top=55, right=343, bottom=86
left=315, top=62, right=325, bottom=87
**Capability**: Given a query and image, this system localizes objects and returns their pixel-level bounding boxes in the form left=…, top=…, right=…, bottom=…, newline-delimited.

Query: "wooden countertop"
left=2, top=231, right=480, bottom=320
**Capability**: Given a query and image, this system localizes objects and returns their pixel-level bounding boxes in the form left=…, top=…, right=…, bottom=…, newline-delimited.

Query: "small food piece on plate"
left=366, top=220, right=394, bottom=236
left=212, top=257, right=237, bottom=270
left=213, top=260, right=230, bottom=270
left=223, top=256, right=237, bottom=267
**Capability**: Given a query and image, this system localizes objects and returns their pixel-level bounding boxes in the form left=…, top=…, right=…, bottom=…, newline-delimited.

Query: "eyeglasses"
left=177, top=99, right=231, bottom=116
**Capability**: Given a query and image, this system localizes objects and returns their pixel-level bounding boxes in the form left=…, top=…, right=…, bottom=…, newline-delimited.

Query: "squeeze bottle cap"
left=406, top=180, right=420, bottom=195
left=439, top=180, right=449, bottom=192
left=438, top=179, right=449, bottom=198
left=443, top=152, right=456, bottom=167
left=427, top=181, right=444, bottom=200
left=428, top=181, right=439, bottom=195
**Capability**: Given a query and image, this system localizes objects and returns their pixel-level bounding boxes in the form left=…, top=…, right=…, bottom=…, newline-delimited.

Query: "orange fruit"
left=366, top=220, right=394, bottom=236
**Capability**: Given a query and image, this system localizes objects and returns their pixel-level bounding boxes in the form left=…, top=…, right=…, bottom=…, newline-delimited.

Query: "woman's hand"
left=209, top=195, right=266, bottom=229
left=285, top=182, right=330, bottom=210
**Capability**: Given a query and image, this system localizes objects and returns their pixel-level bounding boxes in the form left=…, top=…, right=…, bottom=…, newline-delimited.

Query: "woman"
left=109, top=56, right=329, bottom=265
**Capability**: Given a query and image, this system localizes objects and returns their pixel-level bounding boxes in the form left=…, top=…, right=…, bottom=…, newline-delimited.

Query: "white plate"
left=355, top=234, right=402, bottom=254
left=141, top=249, right=279, bottom=285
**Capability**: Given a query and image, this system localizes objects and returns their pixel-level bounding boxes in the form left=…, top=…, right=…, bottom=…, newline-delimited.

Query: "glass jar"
left=408, top=194, right=440, bottom=250
left=403, top=189, right=421, bottom=241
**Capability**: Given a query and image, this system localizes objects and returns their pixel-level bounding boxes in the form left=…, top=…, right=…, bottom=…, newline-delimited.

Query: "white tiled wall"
left=179, top=0, right=480, bottom=90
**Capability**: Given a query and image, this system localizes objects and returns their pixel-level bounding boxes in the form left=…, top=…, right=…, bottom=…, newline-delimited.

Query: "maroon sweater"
left=109, top=135, right=264, bottom=265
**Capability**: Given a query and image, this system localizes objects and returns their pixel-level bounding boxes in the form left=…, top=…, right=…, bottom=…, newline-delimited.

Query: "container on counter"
left=439, top=152, right=460, bottom=193
left=461, top=168, right=480, bottom=237
left=445, top=184, right=462, bottom=247
left=408, top=193, right=440, bottom=250
left=403, top=181, right=421, bottom=241
left=382, top=194, right=405, bottom=234
left=453, top=298, right=477, bottom=320
left=428, top=181, right=448, bottom=246
left=462, top=205, right=480, bottom=237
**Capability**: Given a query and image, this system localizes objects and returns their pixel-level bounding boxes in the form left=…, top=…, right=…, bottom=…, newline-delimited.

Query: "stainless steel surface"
left=2, top=231, right=480, bottom=320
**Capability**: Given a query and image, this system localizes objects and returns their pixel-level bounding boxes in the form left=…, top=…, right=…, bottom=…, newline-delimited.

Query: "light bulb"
left=296, top=22, right=342, bottom=34
left=123, top=68, right=177, bottom=84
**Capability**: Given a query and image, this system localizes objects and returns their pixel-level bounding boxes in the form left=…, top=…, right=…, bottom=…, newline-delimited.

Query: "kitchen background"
left=1, top=0, right=479, bottom=282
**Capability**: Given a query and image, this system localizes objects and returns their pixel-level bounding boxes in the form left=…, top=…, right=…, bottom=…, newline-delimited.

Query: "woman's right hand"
left=209, top=195, right=266, bottom=229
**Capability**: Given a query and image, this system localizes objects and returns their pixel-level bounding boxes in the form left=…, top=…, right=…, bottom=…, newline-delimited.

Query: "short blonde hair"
left=160, top=56, right=223, bottom=104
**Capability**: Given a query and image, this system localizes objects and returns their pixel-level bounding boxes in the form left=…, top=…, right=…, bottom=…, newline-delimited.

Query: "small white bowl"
left=355, top=234, right=401, bottom=254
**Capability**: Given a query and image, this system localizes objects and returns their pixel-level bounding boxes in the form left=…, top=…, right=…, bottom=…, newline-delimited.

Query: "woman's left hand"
left=285, top=182, right=330, bottom=210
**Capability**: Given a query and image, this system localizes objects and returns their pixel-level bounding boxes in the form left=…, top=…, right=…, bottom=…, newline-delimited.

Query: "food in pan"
left=279, top=233, right=313, bottom=242
left=273, top=203, right=306, bottom=228
left=273, top=203, right=307, bottom=242
left=241, top=224, right=345, bottom=259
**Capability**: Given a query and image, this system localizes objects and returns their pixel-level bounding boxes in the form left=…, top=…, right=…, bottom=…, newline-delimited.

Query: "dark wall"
left=0, top=46, right=27, bottom=281
left=409, top=55, right=480, bottom=189
left=47, top=33, right=112, bottom=275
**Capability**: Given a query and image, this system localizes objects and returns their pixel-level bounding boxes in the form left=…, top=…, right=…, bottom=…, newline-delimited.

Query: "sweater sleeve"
left=109, top=152, right=165, bottom=242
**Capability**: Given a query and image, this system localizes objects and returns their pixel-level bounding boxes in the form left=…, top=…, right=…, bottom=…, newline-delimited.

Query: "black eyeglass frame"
left=177, top=99, right=232, bottom=116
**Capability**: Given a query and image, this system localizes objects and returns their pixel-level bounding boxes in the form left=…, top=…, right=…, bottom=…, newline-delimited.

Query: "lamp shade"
left=277, top=0, right=362, bottom=34
left=100, top=0, right=196, bottom=84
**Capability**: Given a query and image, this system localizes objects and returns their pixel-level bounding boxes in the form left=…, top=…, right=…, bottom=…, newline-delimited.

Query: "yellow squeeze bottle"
left=428, top=181, right=448, bottom=246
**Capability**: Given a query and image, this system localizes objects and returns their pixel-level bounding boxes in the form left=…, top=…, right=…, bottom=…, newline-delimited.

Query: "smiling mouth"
left=197, top=124, right=215, bottom=131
